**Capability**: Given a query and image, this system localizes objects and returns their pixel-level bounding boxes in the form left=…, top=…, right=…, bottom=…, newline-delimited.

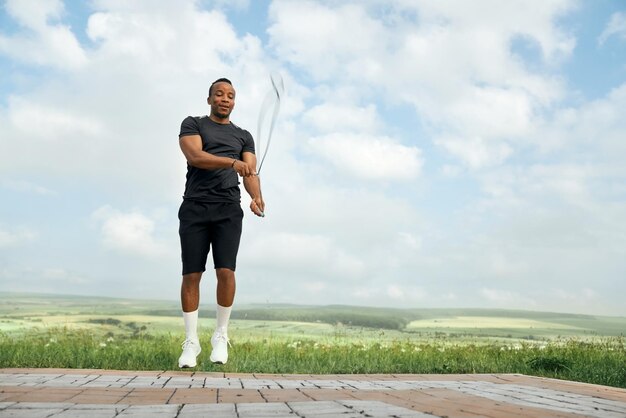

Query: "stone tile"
left=299, top=388, right=359, bottom=401
left=287, top=400, right=348, bottom=415
left=51, top=410, right=119, bottom=418
left=389, top=388, right=584, bottom=418
left=259, top=388, right=311, bottom=403
left=340, top=400, right=436, bottom=417
left=217, top=389, right=265, bottom=403
left=8, top=391, right=78, bottom=403
left=69, top=396, right=127, bottom=404
left=116, top=404, right=181, bottom=417
left=178, top=403, right=236, bottom=418
left=236, top=401, right=294, bottom=417
left=4, top=402, right=73, bottom=409
left=272, top=380, right=307, bottom=389
left=68, top=404, right=126, bottom=411
left=0, top=409, right=65, bottom=418
left=168, top=388, right=218, bottom=404
left=452, top=382, right=626, bottom=417
left=184, top=371, right=225, bottom=379
left=240, top=379, right=283, bottom=390
left=204, top=378, right=243, bottom=389
left=2, top=370, right=625, bottom=418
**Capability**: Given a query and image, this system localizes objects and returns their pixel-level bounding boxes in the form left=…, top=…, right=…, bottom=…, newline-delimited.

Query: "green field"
left=2, top=292, right=624, bottom=342
left=1, top=292, right=625, bottom=388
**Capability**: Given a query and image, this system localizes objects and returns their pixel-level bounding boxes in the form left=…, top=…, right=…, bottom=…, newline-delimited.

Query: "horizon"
left=2, top=290, right=624, bottom=319
left=1, top=1, right=625, bottom=316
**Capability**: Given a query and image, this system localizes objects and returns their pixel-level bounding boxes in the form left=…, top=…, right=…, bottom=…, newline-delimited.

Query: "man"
left=177, top=78, right=264, bottom=367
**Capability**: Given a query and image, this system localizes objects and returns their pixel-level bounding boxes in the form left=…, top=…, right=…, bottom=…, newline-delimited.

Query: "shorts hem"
left=214, top=265, right=236, bottom=271
left=182, top=268, right=206, bottom=276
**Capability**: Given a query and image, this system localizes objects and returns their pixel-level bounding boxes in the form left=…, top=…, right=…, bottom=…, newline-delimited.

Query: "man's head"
left=207, top=78, right=236, bottom=122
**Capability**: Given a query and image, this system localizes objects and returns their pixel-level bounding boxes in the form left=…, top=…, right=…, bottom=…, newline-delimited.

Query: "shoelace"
left=181, top=339, right=198, bottom=350
left=213, top=333, right=232, bottom=347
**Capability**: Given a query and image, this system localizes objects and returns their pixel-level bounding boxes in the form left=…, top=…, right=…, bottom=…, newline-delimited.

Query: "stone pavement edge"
left=1, top=368, right=626, bottom=417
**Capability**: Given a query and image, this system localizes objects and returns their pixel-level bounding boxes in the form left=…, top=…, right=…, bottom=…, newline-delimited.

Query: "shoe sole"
left=178, top=362, right=197, bottom=368
left=179, top=348, right=201, bottom=368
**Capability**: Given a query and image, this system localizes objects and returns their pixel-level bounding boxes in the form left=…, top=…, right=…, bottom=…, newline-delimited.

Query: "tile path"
left=1, top=368, right=625, bottom=417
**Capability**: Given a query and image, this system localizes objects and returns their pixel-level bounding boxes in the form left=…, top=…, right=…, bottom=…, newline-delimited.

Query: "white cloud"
left=598, top=12, right=626, bottom=45
left=398, top=232, right=421, bottom=251
left=268, top=1, right=387, bottom=81
left=92, top=206, right=170, bottom=258
left=307, top=133, right=422, bottom=180
left=0, top=0, right=87, bottom=69
left=387, top=285, right=404, bottom=299
left=480, top=288, right=536, bottom=307
left=268, top=0, right=574, bottom=169
left=8, top=97, right=104, bottom=140
left=4, top=0, right=64, bottom=30
left=1, top=179, right=56, bottom=196
left=554, top=287, right=596, bottom=303
left=213, top=0, right=250, bottom=11
left=437, top=136, right=513, bottom=169
left=0, top=226, right=37, bottom=248
left=0, top=266, right=90, bottom=294
left=537, top=83, right=626, bottom=158
left=303, top=103, right=380, bottom=134
left=1, top=1, right=625, bottom=315
left=245, top=232, right=365, bottom=278
left=403, top=0, right=576, bottom=62
left=42, top=268, right=89, bottom=285
left=0, top=0, right=271, bottom=198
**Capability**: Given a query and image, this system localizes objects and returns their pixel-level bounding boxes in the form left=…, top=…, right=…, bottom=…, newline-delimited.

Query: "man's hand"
left=233, top=159, right=255, bottom=177
left=250, top=196, right=265, bottom=217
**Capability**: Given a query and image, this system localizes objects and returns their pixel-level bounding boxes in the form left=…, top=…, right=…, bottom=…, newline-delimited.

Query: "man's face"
left=208, top=82, right=236, bottom=119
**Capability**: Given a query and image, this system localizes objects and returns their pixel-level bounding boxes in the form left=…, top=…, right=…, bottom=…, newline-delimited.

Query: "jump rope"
left=254, top=72, right=284, bottom=217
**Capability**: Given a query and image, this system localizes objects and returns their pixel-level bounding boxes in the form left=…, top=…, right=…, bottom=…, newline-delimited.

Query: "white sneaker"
left=210, top=329, right=230, bottom=364
left=178, top=339, right=201, bottom=368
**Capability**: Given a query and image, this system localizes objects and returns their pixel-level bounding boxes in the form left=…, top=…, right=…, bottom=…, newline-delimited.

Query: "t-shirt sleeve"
left=179, top=116, right=199, bottom=138
left=242, top=130, right=255, bottom=154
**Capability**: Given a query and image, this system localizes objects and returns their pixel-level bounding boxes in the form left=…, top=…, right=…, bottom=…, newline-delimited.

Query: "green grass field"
left=1, top=292, right=625, bottom=388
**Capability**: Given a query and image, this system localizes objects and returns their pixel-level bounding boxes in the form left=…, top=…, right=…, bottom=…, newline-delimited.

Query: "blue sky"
left=1, top=0, right=625, bottom=315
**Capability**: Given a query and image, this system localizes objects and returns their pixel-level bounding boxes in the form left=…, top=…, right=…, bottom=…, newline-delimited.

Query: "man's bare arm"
left=179, top=135, right=254, bottom=177
left=242, top=151, right=265, bottom=216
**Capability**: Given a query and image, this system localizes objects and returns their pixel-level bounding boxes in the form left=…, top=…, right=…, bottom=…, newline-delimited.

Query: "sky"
left=1, top=0, right=625, bottom=316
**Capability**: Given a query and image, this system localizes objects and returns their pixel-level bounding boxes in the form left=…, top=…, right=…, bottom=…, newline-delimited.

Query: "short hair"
left=208, top=77, right=233, bottom=97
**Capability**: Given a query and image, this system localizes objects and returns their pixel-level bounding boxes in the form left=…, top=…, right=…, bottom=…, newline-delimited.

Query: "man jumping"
left=177, top=78, right=264, bottom=367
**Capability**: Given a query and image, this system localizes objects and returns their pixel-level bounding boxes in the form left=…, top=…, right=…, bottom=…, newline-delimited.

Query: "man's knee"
left=183, top=272, right=203, bottom=285
left=216, top=268, right=235, bottom=282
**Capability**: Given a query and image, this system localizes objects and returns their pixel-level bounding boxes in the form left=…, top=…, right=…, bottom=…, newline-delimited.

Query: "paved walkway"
left=1, top=369, right=625, bottom=417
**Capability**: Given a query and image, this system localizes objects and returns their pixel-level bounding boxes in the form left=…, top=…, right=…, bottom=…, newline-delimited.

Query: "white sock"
left=183, top=310, right=199, bottom=342
left=215, top=304, right=232, bottom=334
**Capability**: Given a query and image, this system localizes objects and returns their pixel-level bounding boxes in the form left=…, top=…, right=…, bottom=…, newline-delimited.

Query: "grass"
left=1, top=328, right=625, bottom=388
left=1, top=293, right=625, bottom=389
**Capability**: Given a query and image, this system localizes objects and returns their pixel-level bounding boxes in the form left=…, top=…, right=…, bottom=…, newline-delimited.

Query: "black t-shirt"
left=179, top=115, right=255, bottom=203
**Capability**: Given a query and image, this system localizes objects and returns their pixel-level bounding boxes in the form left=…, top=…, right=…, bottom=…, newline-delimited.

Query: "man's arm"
left=179, top=135, right=254, bottom=177
left=241, top=151, right=265, bottom=217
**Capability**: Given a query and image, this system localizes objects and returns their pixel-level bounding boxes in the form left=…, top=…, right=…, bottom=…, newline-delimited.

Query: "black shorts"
left=178, top=200, right=244, bottom=275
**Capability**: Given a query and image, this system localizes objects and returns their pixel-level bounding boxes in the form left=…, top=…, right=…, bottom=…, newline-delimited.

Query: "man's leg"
left=215, top=267, right=235, bottom=335
left=216, top=268, right=236, bottom=307
left=181, top=272, right=203, bottom=312
left=209, top=204, right=243, bottom=364
left=181, top=272, right=202, bottom=341
left=210, top=268, right=235, bottom=364
left=178, top=272, right=203, bottom=368
left=178, top=200, right=211, bottom=368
